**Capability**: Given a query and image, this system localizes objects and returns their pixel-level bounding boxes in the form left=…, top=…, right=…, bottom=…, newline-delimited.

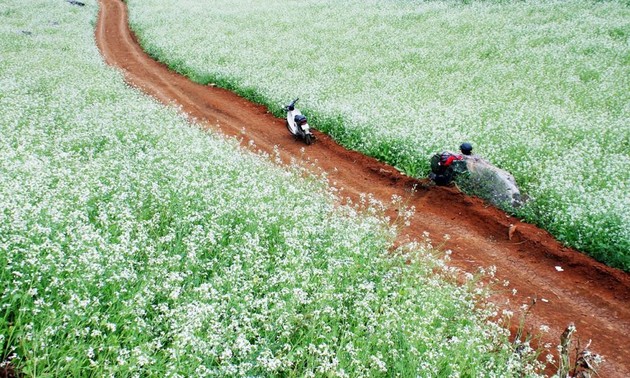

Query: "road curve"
left=96, top=0, right=630, bottom=376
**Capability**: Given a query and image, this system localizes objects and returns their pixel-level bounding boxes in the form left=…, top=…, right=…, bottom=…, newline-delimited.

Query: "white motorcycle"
left=284, top=98, right=314, bottom=145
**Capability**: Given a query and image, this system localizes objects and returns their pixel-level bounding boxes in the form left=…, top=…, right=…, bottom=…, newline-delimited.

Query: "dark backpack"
left=430, top=153, right=443, bottom=174
left=430, top=152, right=455, bottom=174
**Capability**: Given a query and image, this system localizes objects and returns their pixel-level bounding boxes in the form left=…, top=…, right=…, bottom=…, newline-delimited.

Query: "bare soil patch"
left=96, top=0, right=630, bottom=375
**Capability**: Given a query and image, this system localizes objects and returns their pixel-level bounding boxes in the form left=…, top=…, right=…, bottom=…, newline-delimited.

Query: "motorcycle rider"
left=430, top=142, right=522, bottom=207
left=428, top=148, right=466, bottom=186
left=429, top=142, right=477, bottom=185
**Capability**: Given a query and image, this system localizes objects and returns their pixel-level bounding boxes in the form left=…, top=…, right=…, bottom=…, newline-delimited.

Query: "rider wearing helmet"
left=460, top=142, right=473, bottom=156
left=430, top=142, right=523, bottom=207
left=429, top=146, right=466, bottom=186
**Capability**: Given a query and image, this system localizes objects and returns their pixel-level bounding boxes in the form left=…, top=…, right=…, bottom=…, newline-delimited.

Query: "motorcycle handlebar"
left=285, top=98, right=299, bottom=111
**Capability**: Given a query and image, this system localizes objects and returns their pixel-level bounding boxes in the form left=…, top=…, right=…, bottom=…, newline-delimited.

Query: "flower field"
left=0, top=0, right=546, bottom=376
left=126, top=0, right=629, bottom=270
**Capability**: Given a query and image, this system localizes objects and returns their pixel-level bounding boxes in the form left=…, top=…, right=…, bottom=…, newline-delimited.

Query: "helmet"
left=460, top=142, right=473, bottom=155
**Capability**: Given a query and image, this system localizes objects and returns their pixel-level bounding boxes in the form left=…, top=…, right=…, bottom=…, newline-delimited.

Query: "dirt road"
left=96, top=0, right=630, bottom=375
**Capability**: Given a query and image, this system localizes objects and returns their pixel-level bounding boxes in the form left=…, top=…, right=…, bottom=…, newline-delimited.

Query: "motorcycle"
left=284, top=98, right=315, bottom=145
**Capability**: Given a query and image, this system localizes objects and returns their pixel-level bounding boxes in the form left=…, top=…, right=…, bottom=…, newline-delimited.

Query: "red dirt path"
left=96, top=0, right=630, bottom=376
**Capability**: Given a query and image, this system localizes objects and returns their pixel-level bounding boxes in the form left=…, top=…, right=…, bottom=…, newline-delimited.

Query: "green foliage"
left=0, top=0, right=546, bottom=376
left=126, top=0, right=630, bottom=271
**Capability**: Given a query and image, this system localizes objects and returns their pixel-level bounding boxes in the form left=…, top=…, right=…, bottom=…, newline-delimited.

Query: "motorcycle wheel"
left=286, top=121, right=293, bottom=134
left=305, top=134, right=313, bottom=145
